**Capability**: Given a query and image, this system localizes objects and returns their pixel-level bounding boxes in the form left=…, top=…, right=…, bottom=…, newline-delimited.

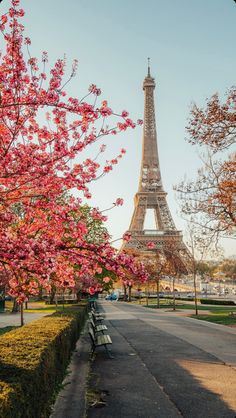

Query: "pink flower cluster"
left=147, top=241, right=155, bottom=249
left=0, top=0, right=146, bottom=303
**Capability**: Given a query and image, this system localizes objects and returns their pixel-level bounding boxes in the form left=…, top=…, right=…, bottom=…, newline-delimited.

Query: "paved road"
left=87, top=301, right=236, bottom=418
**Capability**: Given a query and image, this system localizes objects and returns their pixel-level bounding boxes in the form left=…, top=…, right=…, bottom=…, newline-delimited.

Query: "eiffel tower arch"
left=122, top=64, right=191, bottom=271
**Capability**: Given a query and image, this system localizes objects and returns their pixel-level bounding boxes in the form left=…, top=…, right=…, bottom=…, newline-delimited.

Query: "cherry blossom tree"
left=0, top=0, right=147, bottom=310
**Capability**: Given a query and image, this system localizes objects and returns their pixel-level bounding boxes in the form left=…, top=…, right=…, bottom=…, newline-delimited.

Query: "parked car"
left=105, top=293, right=118, bottom=301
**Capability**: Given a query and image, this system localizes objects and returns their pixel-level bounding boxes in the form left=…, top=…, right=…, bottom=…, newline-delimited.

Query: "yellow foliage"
left=0, top=306, right=87, bottom=418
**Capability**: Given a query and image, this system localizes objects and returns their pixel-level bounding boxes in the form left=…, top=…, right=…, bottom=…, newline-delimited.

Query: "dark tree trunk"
left=128, top=286, right=132, bottom=302
left=124, top=284, right=127, bottom=301
left=20, top=303, right=24, bottom=326
left=193, top=266, right=198, bottom=315
left=12, top=298, right=19, bottom=313
left=172, top=276, right=176, bottom=311
left=156, top=280, right=160, bottom=308
left=38, top=286, right=43, bottom=301
left=49, top=286, right=56, bottom=304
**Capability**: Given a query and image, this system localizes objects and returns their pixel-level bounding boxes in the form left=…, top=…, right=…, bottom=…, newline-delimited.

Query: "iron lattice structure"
left=122, top=65, right=191, bottom=272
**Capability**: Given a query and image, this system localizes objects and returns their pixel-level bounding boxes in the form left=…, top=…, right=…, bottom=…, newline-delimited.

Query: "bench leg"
left=104, top=344, right=114, bottom=359
left=90, top=343, right=96, bottom=359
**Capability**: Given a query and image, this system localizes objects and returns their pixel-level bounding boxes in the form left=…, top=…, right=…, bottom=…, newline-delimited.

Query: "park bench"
left=88, top=311, right=104, bottom=324
left=229, top=311, right=236, bottom=317
left=91, top=308, right=105, bottom=321
left=89, top=316, right=107, bottom=334
left=88, top=325, right=113, bottom=358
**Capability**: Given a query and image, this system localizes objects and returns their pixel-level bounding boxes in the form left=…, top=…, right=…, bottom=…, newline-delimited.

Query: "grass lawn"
left=191, top=314, right=236, bottom=326
left=141, top=300, right=235, bottom=312
left=5, top=300, right=80, bottom=313
left=26, top=302, right=81, bottom=313
left=139, top=299, right=236, bottom=326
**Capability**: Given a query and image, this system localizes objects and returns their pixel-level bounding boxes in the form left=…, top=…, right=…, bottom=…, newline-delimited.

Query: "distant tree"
left=218, top=259, right=236, bottom=280
left=176, top=88, right=236, bottom=248
left=163, top=241, right=190, bottom=311
left=196, top=261, right=214, bottom=279
left=138, top=251, right=170, bottom=308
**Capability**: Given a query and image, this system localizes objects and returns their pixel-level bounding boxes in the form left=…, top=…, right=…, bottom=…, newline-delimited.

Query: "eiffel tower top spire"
left=147, top=57, right=151, bottom=77
left=139, top=61, right=162, bottom=193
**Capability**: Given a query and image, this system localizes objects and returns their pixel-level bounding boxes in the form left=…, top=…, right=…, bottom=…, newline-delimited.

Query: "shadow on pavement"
left=87, top=317, right=236, bottom=418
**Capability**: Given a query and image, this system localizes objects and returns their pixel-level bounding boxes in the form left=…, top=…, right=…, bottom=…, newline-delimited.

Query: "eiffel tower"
left=122, top=62, right=190, bottom=267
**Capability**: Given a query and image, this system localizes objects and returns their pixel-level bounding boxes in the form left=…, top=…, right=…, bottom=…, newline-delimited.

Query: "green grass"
left=140, top=299, right=236, bottom=313
left=5, top=300, right=79, bottom=313
left=0, top=326, right=18, bottom=336
left=26, top=303, right=79, bottom=313
left=192, top=314, right=236, bottom=326
left=140, top=299, right=236, bottom=326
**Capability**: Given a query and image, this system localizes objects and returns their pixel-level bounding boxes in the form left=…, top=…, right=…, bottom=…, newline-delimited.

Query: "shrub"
left=200, top=299, right=235, bottom=305
left=0, top=304, right=87, bottom=418
left=161, top=295, right=195, bottom=302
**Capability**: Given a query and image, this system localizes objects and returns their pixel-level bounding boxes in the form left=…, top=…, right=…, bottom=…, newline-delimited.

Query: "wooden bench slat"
left=88, top=318, right=107, bottom=333
left=97, top=334, right=112, bottom=345
left=95, top=324, right=108, bottom=332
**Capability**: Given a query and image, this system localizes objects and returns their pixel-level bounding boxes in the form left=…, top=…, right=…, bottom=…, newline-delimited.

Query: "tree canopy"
left=0, top=0, right=147, bottom=302
left=176, top=87, right=236, bottom=248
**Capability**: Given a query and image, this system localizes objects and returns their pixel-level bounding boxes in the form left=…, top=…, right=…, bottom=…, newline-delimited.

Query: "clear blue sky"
left=1, top=0, right=236, bottom=257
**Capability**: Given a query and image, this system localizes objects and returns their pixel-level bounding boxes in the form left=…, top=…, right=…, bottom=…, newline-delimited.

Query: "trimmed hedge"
left=0, top=304, right=87, bottom=418
left=158, top=295, right=195, bottom=302
left=168, top=296, right=194, bottom=302
left=200, top=299, right=235, bottom=306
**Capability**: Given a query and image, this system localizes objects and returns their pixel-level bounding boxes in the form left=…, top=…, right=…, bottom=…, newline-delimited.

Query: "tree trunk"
left=20, top=303, right=24, bottom=326
left=38, top=286, right=43, bottom=300
left=146, top=282, right=149, bottom=306
left=128, top=286, right=132, bottom=302
left=124, top=285, right=127, bottom=301
left=193, top=267, right=198, bottom=315
left=172, top=276, right=176, bottom=311
left=12, top=298, right=19, bottom=313
left=156, top=280, right=160, bottom=309
left=139, top=290, right=141, bottom=305
left=49, top=286, right=56, bottom=304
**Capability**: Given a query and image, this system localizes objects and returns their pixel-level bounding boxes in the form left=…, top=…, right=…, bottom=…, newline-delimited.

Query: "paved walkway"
left=0, top=311, right=48, bottom=327
left=52, top=301, right=236, bottom=418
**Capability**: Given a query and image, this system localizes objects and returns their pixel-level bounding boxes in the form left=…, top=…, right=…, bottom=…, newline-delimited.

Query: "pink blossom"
left=100, top=144, right=106, bottom=152
left=88, top=286, right=95, bottom=295
left=104, top=165, right=112, bottom=172
left=89, top=84, right=101, bottom=96
left=12, top=0, right=20, bottom=6
left=147, top=241, right=155, bottom=249
left=111, top=159, right=118, bottom=165
left=122, top=232, right=131, bottom=241
left=114, top=198, right=124, bottom=206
